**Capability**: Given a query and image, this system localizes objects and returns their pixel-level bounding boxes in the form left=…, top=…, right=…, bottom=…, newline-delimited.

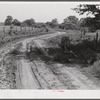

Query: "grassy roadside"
left=0, top=42, right=23, bottom=89
left=0, top=53, right=17, bottom=89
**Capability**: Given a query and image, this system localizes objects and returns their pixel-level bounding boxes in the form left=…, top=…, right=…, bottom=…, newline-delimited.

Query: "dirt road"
left=0, top=32, right=99, bottom=89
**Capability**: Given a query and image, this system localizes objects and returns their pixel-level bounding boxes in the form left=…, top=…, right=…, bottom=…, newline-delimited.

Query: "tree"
left=59, top=22, right=78, bottom=30
left=22, top=18, right=35, bottom=26
left=79, top=17, right=93, bottom=27
left=79, top=17, right=98, bottom=32
left=52, top=18, right=58, bottom=24
left=34, top=23, right=46, bottom=28
left=79, top=18, right=86, bottom=27
left=73, top=4, right=100, bottom=19
left=73, top=5, right=100, bottom=31
left=50, top=18, right=59, bottom=28
left=64, top=16, right=79, bottom=24
left=12, top=19, right=21, bottom=26
left=59, top=16, right=79, bottom=30
left=5, top=15, right=13, bottom=25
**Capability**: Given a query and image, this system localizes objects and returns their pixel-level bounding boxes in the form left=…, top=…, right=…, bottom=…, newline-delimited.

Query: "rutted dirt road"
left=0, top=32, right=99, bottom=89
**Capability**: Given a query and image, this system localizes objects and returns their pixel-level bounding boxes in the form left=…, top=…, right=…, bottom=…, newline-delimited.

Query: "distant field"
left=0, top=25, right=56, bottom=48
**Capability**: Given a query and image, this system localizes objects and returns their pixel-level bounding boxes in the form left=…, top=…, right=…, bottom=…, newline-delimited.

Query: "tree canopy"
left=12, top=19, right=21, bottom=26
left=5, top=16, right=13, bottom=25
left=22, top=18, right=35, bottom=26
left=73, top=4, right=100, bottom=19
left=50, top=18, right=58, bottom=28
left=64, top=16, right=79, bottom=24
left=59, top=16, right=79, bottom=30
left=73, top=4, right=100, bottom=32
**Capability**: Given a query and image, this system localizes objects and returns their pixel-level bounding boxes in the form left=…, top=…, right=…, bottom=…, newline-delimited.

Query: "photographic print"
left=0, top=1, right=100, bottom=92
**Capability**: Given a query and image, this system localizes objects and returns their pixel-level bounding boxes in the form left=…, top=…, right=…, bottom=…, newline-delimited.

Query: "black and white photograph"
left=0, top=1, right=100, bottom=93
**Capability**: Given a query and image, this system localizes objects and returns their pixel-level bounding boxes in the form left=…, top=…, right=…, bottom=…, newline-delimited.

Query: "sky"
left=0, top=2, right=99, bottom=23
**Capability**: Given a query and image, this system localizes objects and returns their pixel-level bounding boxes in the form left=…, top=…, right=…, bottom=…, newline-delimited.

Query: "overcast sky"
left=0, top=2, right=98, bottom=23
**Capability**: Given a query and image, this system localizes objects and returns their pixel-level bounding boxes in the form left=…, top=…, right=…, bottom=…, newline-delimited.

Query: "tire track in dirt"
left=31, top=60, right=68, bottom=89
left=46, top=63, right=99, bottom=89
left=30, top=62, right=51, bottom=89
left=48, top=64, right=89, bottom=89
left=16, top=59, right=41, bottom=89
left=65, top=65, right=99, bottom=89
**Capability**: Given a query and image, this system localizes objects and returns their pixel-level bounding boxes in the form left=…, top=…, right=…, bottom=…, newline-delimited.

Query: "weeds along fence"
left=0, top=26, right=55, bottom=47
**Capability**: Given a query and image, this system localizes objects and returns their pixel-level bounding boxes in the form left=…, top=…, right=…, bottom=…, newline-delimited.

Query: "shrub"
left=79, top=49, right=96, bottom=64
left=67, top=39, right=97, bottom=64
left=59, top=23, right=78, bottom=30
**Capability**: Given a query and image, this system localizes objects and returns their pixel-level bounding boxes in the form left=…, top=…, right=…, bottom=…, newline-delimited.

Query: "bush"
left=53, top=52, right=72, bottom=63
left=79, top=49, right=96, bottom=64
left=68, top=39, right=98, bottom=64
left=59, top=23, right=78, bottom=30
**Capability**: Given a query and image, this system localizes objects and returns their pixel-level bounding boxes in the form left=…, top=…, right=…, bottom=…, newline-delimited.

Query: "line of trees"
left=4, top=4, right=100, bottom=32
left=4, top=15, right=80, bottom=30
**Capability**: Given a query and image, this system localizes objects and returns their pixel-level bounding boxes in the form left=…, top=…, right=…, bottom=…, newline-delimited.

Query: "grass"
left=0, top=53, right=17, bottom=89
